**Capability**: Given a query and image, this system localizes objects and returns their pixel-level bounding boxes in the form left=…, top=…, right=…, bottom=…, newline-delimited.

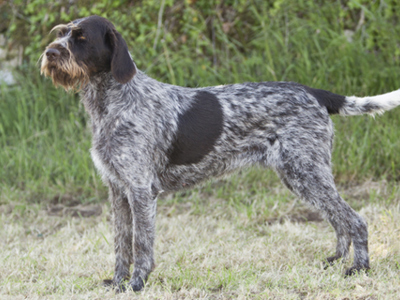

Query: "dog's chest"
left=90, top=146, right=120, bottom=185
left=89, top=120, right=122, bottom=185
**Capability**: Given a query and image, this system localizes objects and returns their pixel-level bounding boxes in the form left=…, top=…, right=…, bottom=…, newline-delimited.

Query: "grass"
left=0, top=68, right=100, bottom=201
left=1, top=182, right=400, bottom=299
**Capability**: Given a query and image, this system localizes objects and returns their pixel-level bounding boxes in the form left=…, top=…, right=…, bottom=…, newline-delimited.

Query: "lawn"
left=1, top=175, right=400, bottom=299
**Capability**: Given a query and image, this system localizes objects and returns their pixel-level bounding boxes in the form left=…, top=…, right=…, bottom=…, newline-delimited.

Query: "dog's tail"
left=340, top=89, right=400, bottom=116
left=307, top=86, right=400, bottom=116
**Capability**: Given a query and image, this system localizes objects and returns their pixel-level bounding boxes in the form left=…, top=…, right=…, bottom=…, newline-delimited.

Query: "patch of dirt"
left=267, top=209, right=324, bottom=225
left=340, top=180, right=389, bottom=201
left=50, top=194, right=82, bottom=207
left=0, top=204, right=13, bottom=214
left=47, top=204, right=102, bottom=218
left=46, top=193, right=103, bottom=218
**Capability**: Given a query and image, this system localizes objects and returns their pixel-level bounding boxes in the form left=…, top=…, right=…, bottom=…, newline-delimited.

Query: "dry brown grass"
left=1, top=181, right=400, bottom=299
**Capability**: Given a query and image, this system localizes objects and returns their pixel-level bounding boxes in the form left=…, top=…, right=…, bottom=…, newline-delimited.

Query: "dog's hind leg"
left=323, top=217, right=351, bottom=267
left=274, top=148, right=369, bottom=275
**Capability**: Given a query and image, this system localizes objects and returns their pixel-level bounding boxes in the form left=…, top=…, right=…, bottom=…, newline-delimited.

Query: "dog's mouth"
left=40, top=51, right=89, bottom=91
left=43, top=64, right=58, bottom=77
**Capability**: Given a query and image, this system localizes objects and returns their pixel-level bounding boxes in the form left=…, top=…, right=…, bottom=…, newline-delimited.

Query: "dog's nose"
left=45, top=48, right=60, bottom=61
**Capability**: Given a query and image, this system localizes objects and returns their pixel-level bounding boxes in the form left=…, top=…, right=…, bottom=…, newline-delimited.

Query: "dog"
left=41, top=15, right=400, bottom=291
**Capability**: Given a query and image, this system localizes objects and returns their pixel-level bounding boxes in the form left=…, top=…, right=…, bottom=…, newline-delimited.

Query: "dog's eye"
left=73, top=30, right=85, bottom=40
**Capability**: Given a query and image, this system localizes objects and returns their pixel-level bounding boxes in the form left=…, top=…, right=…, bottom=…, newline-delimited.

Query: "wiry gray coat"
left=41, top=15, right=400, bottom=292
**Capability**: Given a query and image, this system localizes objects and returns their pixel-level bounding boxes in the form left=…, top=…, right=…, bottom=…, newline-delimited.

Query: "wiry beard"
left=40, top=46, right=89, bottom=91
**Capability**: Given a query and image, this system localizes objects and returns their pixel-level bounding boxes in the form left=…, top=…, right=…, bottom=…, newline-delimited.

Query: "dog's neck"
left=80, top=70, right=163, bottom=129
left=81, top=72, right=115, bottom=121
left=80, top=70, right=193, bottom=141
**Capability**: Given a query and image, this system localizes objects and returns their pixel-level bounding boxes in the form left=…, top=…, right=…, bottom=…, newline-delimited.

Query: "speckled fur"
left=41, top=15, right=400, bottom=292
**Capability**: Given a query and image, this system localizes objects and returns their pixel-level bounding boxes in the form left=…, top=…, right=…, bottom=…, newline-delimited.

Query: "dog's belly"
left=158, top=161, right=225, bottom=191
left=158, top=117, right=285, bottom=191
left=158, top=145, right=272, bottom=191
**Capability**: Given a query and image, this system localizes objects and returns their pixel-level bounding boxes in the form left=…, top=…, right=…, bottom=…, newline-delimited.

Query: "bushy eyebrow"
left=50, top=23, right=81, bottom=34
left=50, top=24, right=68, bottom=34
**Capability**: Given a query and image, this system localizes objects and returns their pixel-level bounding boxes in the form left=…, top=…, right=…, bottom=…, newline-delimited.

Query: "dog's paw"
left=323, top=255, right=342, bottom=269
left=102, top=279, right=121, bottom=292
left=102, top=279, right=115, bottom=287
left=102, top=278, right=130, bottom=293
left=128, top=276, right=146, bottom=291
left=344, top=265, right=370, bottom=277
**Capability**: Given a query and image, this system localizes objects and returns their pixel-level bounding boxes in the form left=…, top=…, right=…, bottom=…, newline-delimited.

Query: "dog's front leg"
left=103, top=182, right=133, bottom=289
left=126, top=186, right=157, bottom=292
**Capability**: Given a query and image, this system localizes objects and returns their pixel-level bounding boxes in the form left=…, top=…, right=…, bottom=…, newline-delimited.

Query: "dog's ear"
left=108, top=28, right=136, bottom=84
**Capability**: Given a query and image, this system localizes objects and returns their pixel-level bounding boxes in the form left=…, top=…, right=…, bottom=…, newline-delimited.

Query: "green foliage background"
left=2, top=0, right=400, bottom=88
left=2, top=0, right=400, bottom=201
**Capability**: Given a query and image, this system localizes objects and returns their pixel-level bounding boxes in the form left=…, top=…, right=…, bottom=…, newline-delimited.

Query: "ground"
left=1, top=178, right=399, bottom=299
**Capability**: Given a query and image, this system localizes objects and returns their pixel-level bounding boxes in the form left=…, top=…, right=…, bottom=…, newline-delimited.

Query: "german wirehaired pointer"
left=41, top=15, right=400, bottom=291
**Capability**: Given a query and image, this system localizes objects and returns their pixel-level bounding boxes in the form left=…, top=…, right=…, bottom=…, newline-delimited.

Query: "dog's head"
left=40, top=15, right=136, bottom=90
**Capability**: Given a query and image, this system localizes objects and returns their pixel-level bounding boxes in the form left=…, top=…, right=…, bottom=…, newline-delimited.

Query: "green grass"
left=0, top=68, right=102, bottom=202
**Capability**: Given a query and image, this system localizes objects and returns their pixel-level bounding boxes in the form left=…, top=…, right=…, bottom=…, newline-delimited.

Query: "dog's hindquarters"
left=275, top=154, right=369, bottom=273
left=270, top=116, right=369, bottom=274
